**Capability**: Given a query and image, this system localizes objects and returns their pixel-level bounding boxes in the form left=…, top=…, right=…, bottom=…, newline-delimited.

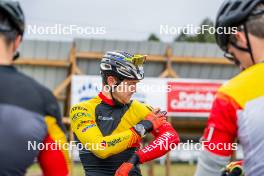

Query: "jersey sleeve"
left=202, top=92, right=241, bottom=156
left=70, top=104, right=141, bottom=159
left=38, top=116, right=70, bottom=176
left=43, top=88, right=65, bottom=132
left=131, top=102, right=180, bottom=163
left=135, top=122, right=180, bottom=163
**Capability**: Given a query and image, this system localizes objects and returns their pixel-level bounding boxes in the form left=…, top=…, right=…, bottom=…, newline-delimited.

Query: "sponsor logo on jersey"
left=81, top=124, right=97, bottom=132
left=77, top=120, right=95, bottom=129
left=72, top=112, right=92, bottom=121
left=107, top=138, right=122, bottom=147
left=98, top=115, right=113, bottom=121
left=71, top=106, right=88, bottom=113
left=121, top=135, right=130, bottom=141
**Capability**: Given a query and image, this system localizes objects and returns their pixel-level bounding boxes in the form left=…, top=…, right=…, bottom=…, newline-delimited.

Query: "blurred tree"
left=175, top=18, right=216, bottom=43
left=148, top=33, right=160, bottom=41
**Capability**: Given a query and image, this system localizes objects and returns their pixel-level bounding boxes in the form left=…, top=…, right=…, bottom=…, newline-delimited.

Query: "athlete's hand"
left=133, top=109, right=167, bottom=137
left=151, top=108, right=168, bottom=116
left=145, top=111, right=167, bottom=131
left=115, top=154, right=141, bottom=176
left=221, top=160, right=244, bottom=176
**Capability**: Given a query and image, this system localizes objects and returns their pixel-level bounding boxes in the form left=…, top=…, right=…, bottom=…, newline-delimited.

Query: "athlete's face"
left=227, top=44, right=252, bottom=71
left=113, top=79, right=139, bottom=104
left=227, top=31, right=254, bottom=71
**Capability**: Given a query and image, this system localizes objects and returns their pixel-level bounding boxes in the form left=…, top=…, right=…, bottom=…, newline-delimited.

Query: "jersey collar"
left=98, top=92, right=114, bottom=106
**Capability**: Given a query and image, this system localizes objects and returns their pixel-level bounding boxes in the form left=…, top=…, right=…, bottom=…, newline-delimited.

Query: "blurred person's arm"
left=38, top=90, right=70, bottom=176
left=195, top=92, right=241, bottom=176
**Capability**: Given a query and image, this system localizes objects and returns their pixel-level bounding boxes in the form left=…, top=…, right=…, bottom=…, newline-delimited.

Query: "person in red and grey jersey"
left=195, top=0, right=264, bottom=176
left=0, top=1, right=70, bottom=175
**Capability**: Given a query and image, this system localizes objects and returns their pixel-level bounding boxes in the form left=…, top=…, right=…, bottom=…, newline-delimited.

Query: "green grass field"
left=26, top=162, right=196, bottom=176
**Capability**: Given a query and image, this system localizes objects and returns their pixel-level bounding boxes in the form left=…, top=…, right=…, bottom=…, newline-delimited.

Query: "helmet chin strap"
left=230, top=23, right=255, bottom=66
left=243, top=23, right=255, bottom=65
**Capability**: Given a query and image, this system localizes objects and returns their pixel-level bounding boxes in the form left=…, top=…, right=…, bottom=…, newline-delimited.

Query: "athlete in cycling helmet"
left=100, top=51, right=145, bottom=105
left=0, top=1, right=70, bottom=175
left=70, top=51, right=180, bottom=176
left=195, top=0, right=264, bottom=176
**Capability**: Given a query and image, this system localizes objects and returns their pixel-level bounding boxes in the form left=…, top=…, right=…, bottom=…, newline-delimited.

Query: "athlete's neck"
left=101, top=89, right=125, bottom=106
left=101, top=90, right=112, bottom=100
left=0, top=40, right=13, bottom=65
left=0, top=55, right=12, bottom=65
left=250, top=38, right=264, bottom=64
left=259, top=58, right=264, bottom=63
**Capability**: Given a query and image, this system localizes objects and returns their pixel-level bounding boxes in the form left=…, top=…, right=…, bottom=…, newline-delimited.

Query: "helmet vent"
left=242, top=1, right=253, bottom=11
left=221, top=3, right=230, bottom=15
left=230, top=1, right=242, bottom=12
left=100, top=63, right=112, bottom=70
left=117, top=68, right=134, bottom=78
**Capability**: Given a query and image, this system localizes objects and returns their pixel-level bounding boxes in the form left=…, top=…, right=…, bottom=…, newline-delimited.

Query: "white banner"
left=71, top=76, right=167, bottom=110
left=71, top=75, right=225, bottom=117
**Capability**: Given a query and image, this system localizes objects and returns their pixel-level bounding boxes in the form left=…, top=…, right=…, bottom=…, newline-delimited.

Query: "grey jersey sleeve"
left=195, top=148, right=230, bottom=176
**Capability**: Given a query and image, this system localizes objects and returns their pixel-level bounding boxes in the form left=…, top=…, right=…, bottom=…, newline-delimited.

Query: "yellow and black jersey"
left=70, top=92, right=152, bottom=176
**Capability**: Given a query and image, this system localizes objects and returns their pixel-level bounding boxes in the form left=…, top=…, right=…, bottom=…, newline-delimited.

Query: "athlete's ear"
left=13, top=35, right=22, bottom=52
left=107, top=76, right=117, bottom=86
left=235, top=31, right=247, bottom=48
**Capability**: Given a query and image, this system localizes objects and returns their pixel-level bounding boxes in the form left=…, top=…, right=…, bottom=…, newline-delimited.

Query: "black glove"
left=221, top=161, right=244, bottom=176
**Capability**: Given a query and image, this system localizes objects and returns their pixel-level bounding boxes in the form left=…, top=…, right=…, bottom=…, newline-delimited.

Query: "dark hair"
left=246, top=4, right=264, bottom=38
left=0, top=12, right=18, bottom=46
left=230, top=3, right=264, bottom=43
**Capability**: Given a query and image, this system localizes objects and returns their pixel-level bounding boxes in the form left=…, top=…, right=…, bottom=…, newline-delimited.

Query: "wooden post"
left=147, top=161, right=154, bottom=176
left=144, top=134, right=154, bottom=176
left=146, top=46, right=179, bottom=176
left=64, top=43, right=77, bottom=116
left=51, top=43, right=82, bottom=176
left=66, top=43, right=76, bottom=176
left=160, top=46, right=178, bottom=78
left=13, top=59, right=70, bottom=67
left=160, top=46, right=178, bottom=176
left=165, top=117, right=173, bottom=176
left=53, top=75, right=72, bottom=99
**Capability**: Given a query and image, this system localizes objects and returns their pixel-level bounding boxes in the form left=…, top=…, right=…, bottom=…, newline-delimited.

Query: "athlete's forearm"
left=75, top=127, right=141, bottom=159
left=135, top=122, right=180, bottom=163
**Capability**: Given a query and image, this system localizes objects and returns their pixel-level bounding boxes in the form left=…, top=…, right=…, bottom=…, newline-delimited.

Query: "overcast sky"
left=18, top=0, right=224, bottom=42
